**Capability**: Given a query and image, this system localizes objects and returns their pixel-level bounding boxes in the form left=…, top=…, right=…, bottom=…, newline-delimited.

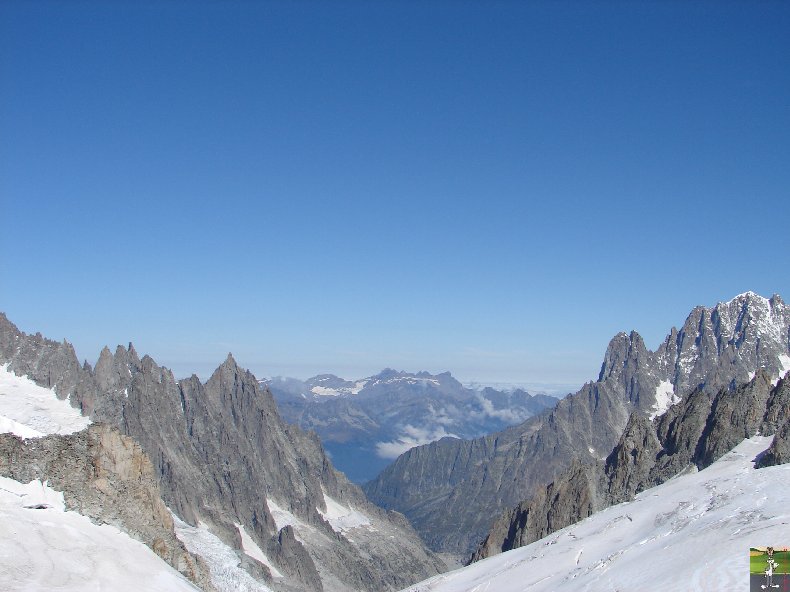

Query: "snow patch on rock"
left=770, top=354, right=790, bottom=386
left=649, top=380, right=679, bottom=421
left=236, top=523, right=283, bottom=578
left=309, top=379, right=369, bottom=397
left=318, top=490, right=371, bottom=533
left=1, top=477, right=65, bottom=511
left=310, top=386, right=342, bottom=397
left=778, top=354, right=790, bottom=377
left=0, top=414, right=43, bottom=438
left=350, top=379, right=368, bottom=394
left=265, top=498, right=307, bottom=533
left=0, top=363, right=91, bottom=437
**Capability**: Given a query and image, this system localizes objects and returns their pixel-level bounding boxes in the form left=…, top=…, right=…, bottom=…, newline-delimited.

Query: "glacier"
left=400, top=436, right=789, bottom=592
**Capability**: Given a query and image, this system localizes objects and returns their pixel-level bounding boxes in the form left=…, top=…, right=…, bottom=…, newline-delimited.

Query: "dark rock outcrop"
left=752, top=376, right=790, bottom=472
left=756, top=418, right=790, bottom=468
left=694, top=369, right=773, bottom=468
left=604, top=412, right=662, bottom=503
left=469, top=457, right=603, bottom=563
left=761, top=375, right=790, bottom=434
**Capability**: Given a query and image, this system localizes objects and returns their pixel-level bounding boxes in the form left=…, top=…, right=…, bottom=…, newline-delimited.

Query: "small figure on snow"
left=762, top=547, right=779, bottom=590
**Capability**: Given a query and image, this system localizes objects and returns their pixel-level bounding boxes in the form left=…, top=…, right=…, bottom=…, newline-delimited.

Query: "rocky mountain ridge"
left=0, top=313, right=443, bottom=592
left=471, top=369, right=790, bottom=561
left=363, top=292, right=790, bottom=555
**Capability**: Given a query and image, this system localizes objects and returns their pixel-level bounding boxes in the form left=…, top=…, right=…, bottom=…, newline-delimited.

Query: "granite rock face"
left=604, top=412, right=663, bottom=504
left=469, top=457, right=604, bottom=563
left=0, top=423, right=214, bottom=590
left=756, top=419, right=790, bottom=468
left=364, top=293, right=790, bottom=555
left=472, top=372, right=790, bottom=562
left=694, top=369, right=773, bottom=468
left=760, top=372, right=790, bottom=434
left=469, top=413, right=657, bottom=563
left=756, top=377, right=790, bottom=468
left=0, top=313, right=444, bottom=592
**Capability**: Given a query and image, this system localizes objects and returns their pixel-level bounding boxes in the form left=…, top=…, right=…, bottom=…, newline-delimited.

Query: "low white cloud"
left=426, top=403, right=455, bottom=426
left=460, top=394, right=529, bottom=425
left=473, top=395, right=528, bottom=423
left=375, top=424, right=458, bottom=459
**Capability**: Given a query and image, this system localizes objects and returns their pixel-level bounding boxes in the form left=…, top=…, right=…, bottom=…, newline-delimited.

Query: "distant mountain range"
left=4, top=291, right=789, bottom=591
left=263, top=370, right=559, bottom=483
left=363, top=292, right=790, bottom=555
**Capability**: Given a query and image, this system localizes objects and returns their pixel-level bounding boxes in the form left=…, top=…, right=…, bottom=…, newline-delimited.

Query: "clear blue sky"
left=2, top=1, right=788, bottom=387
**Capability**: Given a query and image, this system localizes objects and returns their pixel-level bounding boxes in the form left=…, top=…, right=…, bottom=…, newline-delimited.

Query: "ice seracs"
left=172, top=514, right=273, bottom=592
left=2, top=477, right=66, bottom=511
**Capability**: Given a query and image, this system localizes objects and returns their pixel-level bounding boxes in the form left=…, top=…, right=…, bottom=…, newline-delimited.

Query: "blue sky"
left=2, top=1, right=789, bottom=387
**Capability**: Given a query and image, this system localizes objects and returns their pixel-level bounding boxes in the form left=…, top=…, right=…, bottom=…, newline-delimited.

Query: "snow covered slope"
left=0, top=363, right=90, bottom=437
left=0, top=477, right=199, bottom=592
left=401, top=436, right=789, bottom=592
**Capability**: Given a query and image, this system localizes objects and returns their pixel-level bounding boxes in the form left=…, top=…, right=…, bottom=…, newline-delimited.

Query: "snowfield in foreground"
left=401, top=436, right=789, bottom=592
left=0, top=476, right=199, bottom=592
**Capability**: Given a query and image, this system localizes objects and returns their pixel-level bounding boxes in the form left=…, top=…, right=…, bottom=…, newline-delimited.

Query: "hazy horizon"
left=3, top=3, right=788, bottom=390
